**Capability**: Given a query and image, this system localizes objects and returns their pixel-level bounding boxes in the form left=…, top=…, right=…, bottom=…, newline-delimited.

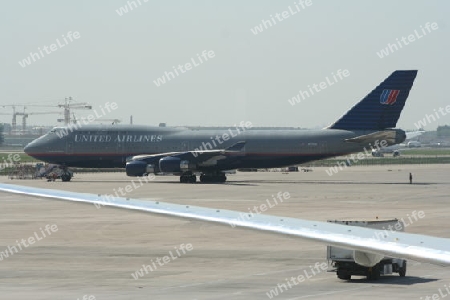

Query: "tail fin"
left=328, top=70, right=418, bottom=130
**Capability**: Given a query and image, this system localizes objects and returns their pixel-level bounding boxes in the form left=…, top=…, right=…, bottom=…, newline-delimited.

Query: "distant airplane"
left=405, top=131, right=425, bottom=140
left=371, top=131, right=424, bottom=156
left=24, top=70, right=418, bottom=183
left=407, top=141, right=422, bottom=148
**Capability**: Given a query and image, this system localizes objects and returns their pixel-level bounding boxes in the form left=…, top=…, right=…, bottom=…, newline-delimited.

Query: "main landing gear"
left=199, top=172, right=226, bottom=183
left=179, top=172, right=227, bottom=184
left=180, top=172, right=197, bottom=183
left=44, top=165, right=73, bottom=182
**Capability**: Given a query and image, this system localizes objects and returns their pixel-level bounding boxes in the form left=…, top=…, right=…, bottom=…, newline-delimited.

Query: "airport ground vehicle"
left=40, top=164, right=73, bottom=182
left=327, top=219, right=407, bottom=280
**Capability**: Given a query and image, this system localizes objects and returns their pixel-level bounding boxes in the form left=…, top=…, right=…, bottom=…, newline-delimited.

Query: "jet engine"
left=392, top=129, right=406, bottom=145
left=159, top=156, right=195, bottom=173
left=126, top=160, right=159, bottom=176
left=126, top=160, right=147, bottom=176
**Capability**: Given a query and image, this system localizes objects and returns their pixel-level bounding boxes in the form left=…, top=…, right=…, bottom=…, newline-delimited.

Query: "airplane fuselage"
left=24, top=124, right=395, bottom=170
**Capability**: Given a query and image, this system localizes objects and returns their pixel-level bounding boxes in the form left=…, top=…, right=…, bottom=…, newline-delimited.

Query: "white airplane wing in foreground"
left=1, top=183, right=450, bottom=267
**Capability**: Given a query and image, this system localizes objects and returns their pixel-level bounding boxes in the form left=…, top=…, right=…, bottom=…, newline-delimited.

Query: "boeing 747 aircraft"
left=24, top=70, right=417, bottom=183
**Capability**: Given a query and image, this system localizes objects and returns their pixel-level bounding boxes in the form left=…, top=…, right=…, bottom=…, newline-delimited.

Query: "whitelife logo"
left=250, top=0, right=313, bottom=35
left=18, top=31, right=81, bottom=68
left=325, top=139, right=388, bottom=176
left=376, top=22, right=439, bottom=58
left=413, top=104, right=450, bottom=129
left=54, top=102, right=118, bottom=139
left=131, top=243, right=193, bottom=279
left=0, top=154, right=21, bottom=171
left=229, top=192, right=291, bottom=228
left=287, top=69, right=350, bottom=106
left=115, top=0, right=150, bottom=16
left=153, top=50, right=215, bottom=87
left=0, top=224, right=58, bottom=261
left=192, top=121, right=253, bottom=157
left=266, top=262, right=328, bottom=298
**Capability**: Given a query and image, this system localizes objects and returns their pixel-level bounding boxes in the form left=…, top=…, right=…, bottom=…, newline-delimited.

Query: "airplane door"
left=66, top=141, right=73, bottom=154
left=117, top=140, right=124, bottom=154
left=114, top=132, right=126, bottom=163
left=114, top=132, right=121, bottom=152
left=320, top=141, right=328, bottom=153
left=181, top=141, right=189, bottom=151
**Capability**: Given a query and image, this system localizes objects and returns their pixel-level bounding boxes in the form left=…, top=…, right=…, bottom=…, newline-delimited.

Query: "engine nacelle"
left=353, top=250, right=384, bottom=267
left=380, top=129, right=406, bottom=146
left=159, top=157, right=195, bottom=173
left=126, top=160, right=147, bottom=176
left=126, top=160, right=160, bottom=176
left=159, top=156, right=182, bottom=173
left=392, top=129, right=406, bottom=145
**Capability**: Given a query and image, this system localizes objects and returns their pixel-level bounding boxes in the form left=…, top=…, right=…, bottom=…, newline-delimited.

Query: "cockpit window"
left=48, top=127, right=64, bottom=134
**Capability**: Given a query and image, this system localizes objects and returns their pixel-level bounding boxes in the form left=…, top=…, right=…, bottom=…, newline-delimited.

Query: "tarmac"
left=0, top=164, right=449, bottom=300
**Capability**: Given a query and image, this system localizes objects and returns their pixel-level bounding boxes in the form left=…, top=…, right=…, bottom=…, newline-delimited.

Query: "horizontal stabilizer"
left=345, top=130, right=406, bottom=146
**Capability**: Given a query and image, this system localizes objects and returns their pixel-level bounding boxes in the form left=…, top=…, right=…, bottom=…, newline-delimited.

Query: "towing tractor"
left=327, top=219, right=407, bottom=280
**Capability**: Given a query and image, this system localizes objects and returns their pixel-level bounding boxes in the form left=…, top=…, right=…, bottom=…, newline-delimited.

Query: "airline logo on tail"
left=380, top=89, right=400, bottom=105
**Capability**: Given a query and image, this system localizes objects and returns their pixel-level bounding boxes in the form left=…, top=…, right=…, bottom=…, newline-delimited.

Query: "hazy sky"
left=1, top=0, right=449, bottom=130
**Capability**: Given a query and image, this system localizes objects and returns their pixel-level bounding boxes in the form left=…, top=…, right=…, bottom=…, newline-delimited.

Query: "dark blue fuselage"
left=24, top=124, right=394, bottom=170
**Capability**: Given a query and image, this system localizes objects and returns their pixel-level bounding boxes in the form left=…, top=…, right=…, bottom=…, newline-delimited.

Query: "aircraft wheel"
left=200, top=174, right=210, bottom=183
left=399, top=261, right=406, bottom=277
left=180, top=174, right=196, bottom=183
left=337, top=272, right=351, bottom=280
left=199, top=173, right=226, bottom=183
left=366, top=264, right=380, bottom=280
left=61, top=174, right=71, bottom=182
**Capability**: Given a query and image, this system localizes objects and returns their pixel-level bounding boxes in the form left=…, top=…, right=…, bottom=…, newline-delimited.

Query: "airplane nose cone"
left=23, top=143, right=31, bottom=154
left=24, top=141, right=39, bottom=155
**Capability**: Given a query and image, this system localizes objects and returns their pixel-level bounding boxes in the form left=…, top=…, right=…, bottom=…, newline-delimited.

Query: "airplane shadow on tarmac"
left=347, top=275, right=438, bottom=285
left=224, top=180, right=436, bottom=186
left=67, top=179, right=436, bottom=187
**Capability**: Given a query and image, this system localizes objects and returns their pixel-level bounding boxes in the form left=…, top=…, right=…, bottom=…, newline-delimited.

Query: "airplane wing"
left=130, top=141, right=246, bottom=162
left=1, top=183, right=450, bottom=268
left=126, top=141, right=246, bottom=176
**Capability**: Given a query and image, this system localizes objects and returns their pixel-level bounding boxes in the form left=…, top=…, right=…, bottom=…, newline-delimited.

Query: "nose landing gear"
left=179, top=172, right=227, bottom=183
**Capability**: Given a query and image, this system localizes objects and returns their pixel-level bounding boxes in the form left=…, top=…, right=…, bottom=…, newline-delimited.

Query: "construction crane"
left=2, top=97, right=92, bottom=129
left=1, top=105, right=18, bottom=131
left=59, top=97, right=92, bottom=125
left=73, top=114, right=121, bottom=125
left=16, top=107, right=61, bottom=131
left=19, top=97, right=92, bottom=125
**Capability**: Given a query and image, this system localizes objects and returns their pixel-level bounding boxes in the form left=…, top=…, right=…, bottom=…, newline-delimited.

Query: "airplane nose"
left=23, top=143, right=31, bottom=154
left=24, top=141, right=39, bottom=155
